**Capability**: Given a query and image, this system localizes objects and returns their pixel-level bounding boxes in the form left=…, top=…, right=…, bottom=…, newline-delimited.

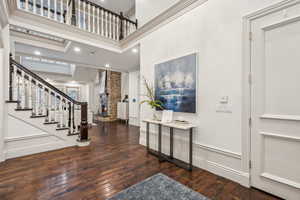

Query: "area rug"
left=107, top=173, right=209, bottom=200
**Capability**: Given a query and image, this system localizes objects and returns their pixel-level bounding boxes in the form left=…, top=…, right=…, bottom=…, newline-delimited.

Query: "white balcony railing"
left=17, top=0, right=138, bottom=41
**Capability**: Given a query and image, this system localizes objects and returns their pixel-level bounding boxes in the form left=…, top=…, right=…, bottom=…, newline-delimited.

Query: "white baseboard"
left=4, top=134, right=75, bottom=160
left=140, top=130, right=250, bottom=187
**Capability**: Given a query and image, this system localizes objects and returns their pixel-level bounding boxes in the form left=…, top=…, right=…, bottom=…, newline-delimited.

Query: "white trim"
left=261, top=173, right=300, bottom=189
left=260, top=114, right=300, bottom=121
left=5, top=140, right=74, bottom=159
left=140, top=130, right=249, bottom=187
left=195, top=142, right=241, bottom=159
left=260, top=131, right=300, bottom=141
left=242, top=0, right=300, bottom=189
left=0, top=0, right=9, bottom=28
left=5, top=133, right=50, bottom=142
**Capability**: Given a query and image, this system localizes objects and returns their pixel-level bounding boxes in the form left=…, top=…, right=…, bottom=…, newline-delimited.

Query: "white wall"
left=139, top=0, right=282, bottom=186
left=129, top=71, right=140, bottom=126
left=136, top=0, right=180, bottom=26
left=0, top=24, right=10, bottom=162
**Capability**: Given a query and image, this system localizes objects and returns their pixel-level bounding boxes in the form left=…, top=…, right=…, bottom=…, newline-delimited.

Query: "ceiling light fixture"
left=74, top=47, right=81, bottom=52
left=34, top=50, right=41, bottom=56
left=105, top=64, right=110, bottom=68
left=132, top=48, right=138, bottom=53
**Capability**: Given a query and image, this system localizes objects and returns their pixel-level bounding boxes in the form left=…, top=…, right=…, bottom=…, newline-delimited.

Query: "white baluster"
left=83, top=1, right=86, bottom=30
left=28, top=77, right=32, bottom=109
left=92, top=6, right=95, bottom=33
left=101, top=9, right=104, bottom=36
left=20, top=72, right=26, bottom=109
left=60, top=0, right=64, bottom=23
left=54, top=0, right=57, bottom=20
left=32, top=0, right=36, bottom=13
left=109, top=13, right=112, bottom=39
left=105, top=11, right=108, bottom=38
left=97, top=7, right=100, bottom=34
left=32, top=82, right=37, bottom=115
left=24, top=76, right=29, bottom=108
left=116, top=16, right=119, bottom=41
left=112, top=15, right=116, bottom=40
left=48, top=0, right=50, bottom=18
left=41, top=0, right=44, bottom=16
left=78, top=0, right=81, bottom=27
left=50, top=92, right=54, bottom=121
left=88, top=3, right=91, bottom=32
left=25, top=0, right=29, bottom=11
left=12, top=65, right=18, bottom=101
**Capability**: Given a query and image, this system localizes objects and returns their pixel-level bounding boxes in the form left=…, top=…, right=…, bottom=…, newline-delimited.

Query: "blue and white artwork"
left=155, top=53, right=197, bottom=113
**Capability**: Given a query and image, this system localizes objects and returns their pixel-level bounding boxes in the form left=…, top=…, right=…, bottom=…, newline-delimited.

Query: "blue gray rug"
left=107, top=173, right=209, bottom=200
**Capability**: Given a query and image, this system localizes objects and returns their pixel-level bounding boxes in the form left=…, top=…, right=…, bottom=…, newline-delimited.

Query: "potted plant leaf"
left=140, top=77, right=164, bottom=120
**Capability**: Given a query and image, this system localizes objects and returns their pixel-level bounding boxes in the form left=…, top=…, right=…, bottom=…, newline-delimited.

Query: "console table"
left=143, top=119, right=196, bottom=171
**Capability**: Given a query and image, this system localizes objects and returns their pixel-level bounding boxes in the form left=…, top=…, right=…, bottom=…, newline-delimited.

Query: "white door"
left=250, top=2, right=300, bottom=199
left=129, top=71, right=140, bottom=126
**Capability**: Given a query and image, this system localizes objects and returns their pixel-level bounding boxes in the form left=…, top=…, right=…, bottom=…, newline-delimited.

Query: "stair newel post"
left=135, top=19, right=138, bottom=30
left=119, top=12, right=124, bottom=40
left=71, top=0, right=76, bottom=26
left=78, top=102, right=89, bottom=142
left=68, top=101, right=72, bottom=135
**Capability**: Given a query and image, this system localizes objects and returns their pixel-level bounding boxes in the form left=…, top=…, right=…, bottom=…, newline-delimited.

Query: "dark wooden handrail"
left=79, top=0, right=137, bottom=26
left=10, top=58, right=86, bottom=106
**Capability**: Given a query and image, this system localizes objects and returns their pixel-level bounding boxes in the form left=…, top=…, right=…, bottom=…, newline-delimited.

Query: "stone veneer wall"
left=107, top=71, right=121, bottom=120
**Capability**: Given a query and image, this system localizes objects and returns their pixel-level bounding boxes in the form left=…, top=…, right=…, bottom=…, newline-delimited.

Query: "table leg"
left=170, top=127, right=174, bottom=159
left=146, top=122, right=149, bottom=152
left=158, top=124, right=162, bottom=162
left=189, top=128, right=193, bottom=171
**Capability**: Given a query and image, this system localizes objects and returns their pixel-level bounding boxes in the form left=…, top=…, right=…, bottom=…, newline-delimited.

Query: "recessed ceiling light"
left=34, top=50, right=41, bottom=56
left=105, top=64, right=110, bottom=68
left=132, top=48, right=138, bottom=53
left=74, top=47, right=81, bottom=52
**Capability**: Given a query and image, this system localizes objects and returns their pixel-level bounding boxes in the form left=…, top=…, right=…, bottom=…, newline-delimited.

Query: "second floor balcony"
left=15, top=0, right=138, bottom=42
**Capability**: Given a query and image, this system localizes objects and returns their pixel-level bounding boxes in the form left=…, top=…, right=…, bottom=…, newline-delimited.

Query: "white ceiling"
left=89, top=0, right=135, bottom=14
left=15, top=41, right=140, bottom=72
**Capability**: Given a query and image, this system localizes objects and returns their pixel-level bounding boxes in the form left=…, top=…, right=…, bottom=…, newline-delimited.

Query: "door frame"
left=242, top=0, right=300, bottom=187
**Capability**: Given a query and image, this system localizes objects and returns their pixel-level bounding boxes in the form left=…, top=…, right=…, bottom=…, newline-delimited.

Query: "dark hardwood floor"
left=0, top=122, right=281, bottom=200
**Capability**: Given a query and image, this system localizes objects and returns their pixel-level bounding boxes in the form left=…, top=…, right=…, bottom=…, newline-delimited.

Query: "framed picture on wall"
left=155, top=53, right=197, bottom=113
left=66, top=87, right=80, bottom=102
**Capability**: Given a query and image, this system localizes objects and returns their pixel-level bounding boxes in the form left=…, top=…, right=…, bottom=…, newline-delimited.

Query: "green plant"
left=140, top=78, right=164, bottom=110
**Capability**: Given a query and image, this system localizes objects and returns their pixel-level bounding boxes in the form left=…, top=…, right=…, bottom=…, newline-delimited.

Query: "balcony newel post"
left=78, top=102, right=89, bottom=142
left=71, top=0, right=77, bottom=26
left=119, top=12, right=124, bottom=40
left=9, top=54, right=14, bottom=102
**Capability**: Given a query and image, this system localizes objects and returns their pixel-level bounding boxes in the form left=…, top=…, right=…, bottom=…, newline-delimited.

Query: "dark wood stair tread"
left=6, top=100, right=19, bottom=103
left=31, top=115, right=47, bottom=118
left=56, top=127, right=69, bottom=131
left=44, top=121, right=59, bottom=125
left=15, top=108, right=33, bottom=111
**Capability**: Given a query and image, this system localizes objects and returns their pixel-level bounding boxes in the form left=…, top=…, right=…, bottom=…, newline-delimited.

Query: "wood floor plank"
left=0, top=122, right=282, bottom=200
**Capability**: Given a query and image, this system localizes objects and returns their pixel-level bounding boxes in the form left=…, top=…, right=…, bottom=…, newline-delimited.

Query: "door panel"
left=250, top=2, right=300, bottom=199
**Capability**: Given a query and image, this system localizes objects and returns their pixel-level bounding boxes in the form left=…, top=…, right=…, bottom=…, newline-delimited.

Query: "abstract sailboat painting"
left=155, top=53, right=197, bottom=113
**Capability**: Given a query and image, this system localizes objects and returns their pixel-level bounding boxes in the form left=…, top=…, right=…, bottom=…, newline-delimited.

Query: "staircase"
left=16, top=0, right=138, bottom=41
left=5, top=55, right=90, bottom=158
